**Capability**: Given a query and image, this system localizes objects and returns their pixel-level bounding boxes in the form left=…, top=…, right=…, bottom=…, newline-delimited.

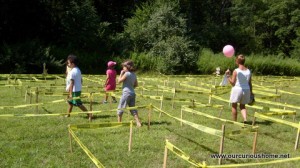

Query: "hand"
left=120, top=70, right=126, bottom=75
left=225, top=69, right=231, bottom=75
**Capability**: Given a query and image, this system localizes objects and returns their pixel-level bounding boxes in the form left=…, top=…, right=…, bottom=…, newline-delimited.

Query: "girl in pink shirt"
left=103, top=61, right=117, bottom=103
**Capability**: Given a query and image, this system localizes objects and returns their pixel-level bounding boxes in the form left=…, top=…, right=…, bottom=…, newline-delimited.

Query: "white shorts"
left=230, top=87, right=251, bottom=104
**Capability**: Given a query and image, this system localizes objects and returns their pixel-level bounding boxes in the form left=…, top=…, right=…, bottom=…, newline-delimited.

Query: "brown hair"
left=67, top=54, right=78, bottom=65
left=122, top=60, right=135, bottom=72
left=236, top=54, right=245, bottom=65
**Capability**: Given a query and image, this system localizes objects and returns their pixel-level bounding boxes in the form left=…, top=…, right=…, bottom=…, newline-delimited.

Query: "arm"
left=227, top=70, right=237, bottom=86
left=118, top=70, right=127, bottom=84
left=134, top=78, right=138, bottom=88
left=104, top=73, right=109, bottom=86
left=249, top=75, right=253, bottom=94
left=69, top=79, right=74, bottom=98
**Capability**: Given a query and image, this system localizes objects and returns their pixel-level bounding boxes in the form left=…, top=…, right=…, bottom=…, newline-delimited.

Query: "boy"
left=65, top=54, right=92, bottom=121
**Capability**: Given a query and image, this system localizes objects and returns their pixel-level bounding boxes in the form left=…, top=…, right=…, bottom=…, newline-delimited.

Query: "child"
left=103, top=61, right=117, bottom=104
left=226, top=55, right=253, bottom=123
left=65, top=54, right=92, bottom=121
left=117, top=60, right=141, bottom=127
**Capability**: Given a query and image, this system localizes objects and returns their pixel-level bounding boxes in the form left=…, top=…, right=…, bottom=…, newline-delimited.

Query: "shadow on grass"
left=147, top=121, right=172, bottom=126
left=42, top=107, right=52, bottom=114
left=253, top=120, right=273, bottom=126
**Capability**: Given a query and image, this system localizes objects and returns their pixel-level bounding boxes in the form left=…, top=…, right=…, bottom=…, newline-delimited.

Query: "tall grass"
left=197, top=49, right=300, bottom=76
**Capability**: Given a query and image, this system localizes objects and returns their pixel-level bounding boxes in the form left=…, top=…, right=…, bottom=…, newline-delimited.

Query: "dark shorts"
left=68, top=91, right=83, bottom=106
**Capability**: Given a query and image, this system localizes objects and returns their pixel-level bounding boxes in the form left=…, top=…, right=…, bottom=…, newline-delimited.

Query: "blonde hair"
left=236, top=54, right=245, bottom=65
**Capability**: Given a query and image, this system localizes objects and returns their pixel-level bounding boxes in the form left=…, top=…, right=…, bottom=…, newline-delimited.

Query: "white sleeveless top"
left=234, top=68, right=251, bottom=90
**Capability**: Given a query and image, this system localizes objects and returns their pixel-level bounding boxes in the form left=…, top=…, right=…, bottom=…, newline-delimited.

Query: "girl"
left=117, top=60, right=141, bottom=127
left=103, top=61, right=117, bottom=104
left=226, top=55, right=253, bottom=122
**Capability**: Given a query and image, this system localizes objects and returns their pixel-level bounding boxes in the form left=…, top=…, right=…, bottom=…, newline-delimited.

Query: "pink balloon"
left=223, top=45, right=235, bottom=57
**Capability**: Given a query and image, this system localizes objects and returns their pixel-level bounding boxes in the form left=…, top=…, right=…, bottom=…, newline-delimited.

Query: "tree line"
left=0, top=0, right=299, bottom=74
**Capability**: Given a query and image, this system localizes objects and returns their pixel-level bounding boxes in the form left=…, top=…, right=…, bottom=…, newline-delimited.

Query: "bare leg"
left=240, top=104, right=247, bottom=122
left=118, top=114, right=122, bottom=122
left=134, top=114, right=142, bottom=127
left=231, top=103, right=238, bottom=121
left=66, top=104, right=73, bottom=117
left=112, top=96, right=117, bottom=102
left=79, top=105, right=92, bottom=121
left=104, top=93, right=108, bottom=102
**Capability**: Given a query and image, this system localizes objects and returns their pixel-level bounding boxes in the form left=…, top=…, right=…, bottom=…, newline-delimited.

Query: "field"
left=1, top=74, right=300, bottom=168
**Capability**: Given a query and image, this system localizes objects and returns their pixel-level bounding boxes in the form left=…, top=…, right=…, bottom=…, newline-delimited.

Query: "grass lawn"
left=0, top=74, right=300, bottom=168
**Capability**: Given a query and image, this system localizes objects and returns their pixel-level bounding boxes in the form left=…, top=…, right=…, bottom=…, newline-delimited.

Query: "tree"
left=124, top=0, right=197, bottom=74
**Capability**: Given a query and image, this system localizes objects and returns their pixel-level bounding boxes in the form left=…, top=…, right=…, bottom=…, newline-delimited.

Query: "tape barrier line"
left=0, top=99, right=66, bottom=109
left=277, top=89, right=300, bottom=96
left=0, top=104, right=151, bottom=118
left=254, top=112, right=300, bottom=129
left=68, top=127, right=105, bottom=168
left=0, top=110, right=100, bottom=118
left=211, top=95, right=295, bottom=113
left=68, top=121, right=133, bottom=168
left=69, top=122, right=132, bottom=130
left=179, top=83, right=212, bottom=93
left=182, top=106, right=244, bottom=127
left=165, top=140, right=204, bottom=167
left=206, top=156, right=300, bottom=168
left=262, top=111, right=296, bottom=116
left=255, top=98, right=300, bottom=110
left=253, top=83, right=299, bottom=95
left=192, top=103, right=224, bottom=109
left=0, top=95, right=93, bottom=110
left=181, top=106, right=258, bottom=136
left=152, top=106, right=223, bottom=137
left=167, top=139, right=300, bottom=168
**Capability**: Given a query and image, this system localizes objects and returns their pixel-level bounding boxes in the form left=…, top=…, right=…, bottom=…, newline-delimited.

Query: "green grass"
left=1, top=74, right=300, bottom=168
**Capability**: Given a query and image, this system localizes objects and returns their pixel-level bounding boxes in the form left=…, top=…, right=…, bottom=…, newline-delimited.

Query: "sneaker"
left=102, top=100, right=108, bottom=104
left=65, top=114, right=70, bottom=117
left=112, top=100, right=117, bottom=103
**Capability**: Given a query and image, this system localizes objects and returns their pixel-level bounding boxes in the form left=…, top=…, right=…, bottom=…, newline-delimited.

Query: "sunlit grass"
left=0, top=74, right=300, bottom=167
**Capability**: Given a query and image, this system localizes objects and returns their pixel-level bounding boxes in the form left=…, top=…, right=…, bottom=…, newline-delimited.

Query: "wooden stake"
left=252, top=117, right=256, bottom=126
left=252, top=131, right=258, bottom=154
left=128, top=121, right=133, bottom=152
left=218, top=125, right=225, bottom=165
left=294, top=123, right=300, bottom=150
left=148, top=106, right=151, bottom=130
left=35, top=87, right=39, bottom=113
left=163, top=145, right=168, bottom=168
left=68, top=127, right=73, bottom=153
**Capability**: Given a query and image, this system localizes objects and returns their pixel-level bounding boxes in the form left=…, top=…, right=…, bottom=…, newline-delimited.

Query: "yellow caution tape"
left=211, top=95, right=295, bottom=113
left=254, top=112, right=300, bottom=128
left=262, top=111, right=296, bottom=116
left=153, top=106, right=223, bottom=137
left=68, top=127, right=105, bottom=168
left=166, top=139, right=300, bottom=168
left=165, top=140, right=204, bottom=167
left=69, top=122, right=132, bottom=130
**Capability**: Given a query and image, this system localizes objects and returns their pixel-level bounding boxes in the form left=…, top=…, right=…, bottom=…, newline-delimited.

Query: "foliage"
left=149, top=36, right=197, bottom=74
left=197, top=48, right=233, bottom=74
left=124, top=0, right=197, bottom=74
left=129, top=52, right=157, bottom=72
left=0, top=41, right=64, bottom=74
left=1, top=0, right=300, bottom=74
left=197, top=48, right=300, bottom=76
left=60, top=0, right=101, bottom=50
